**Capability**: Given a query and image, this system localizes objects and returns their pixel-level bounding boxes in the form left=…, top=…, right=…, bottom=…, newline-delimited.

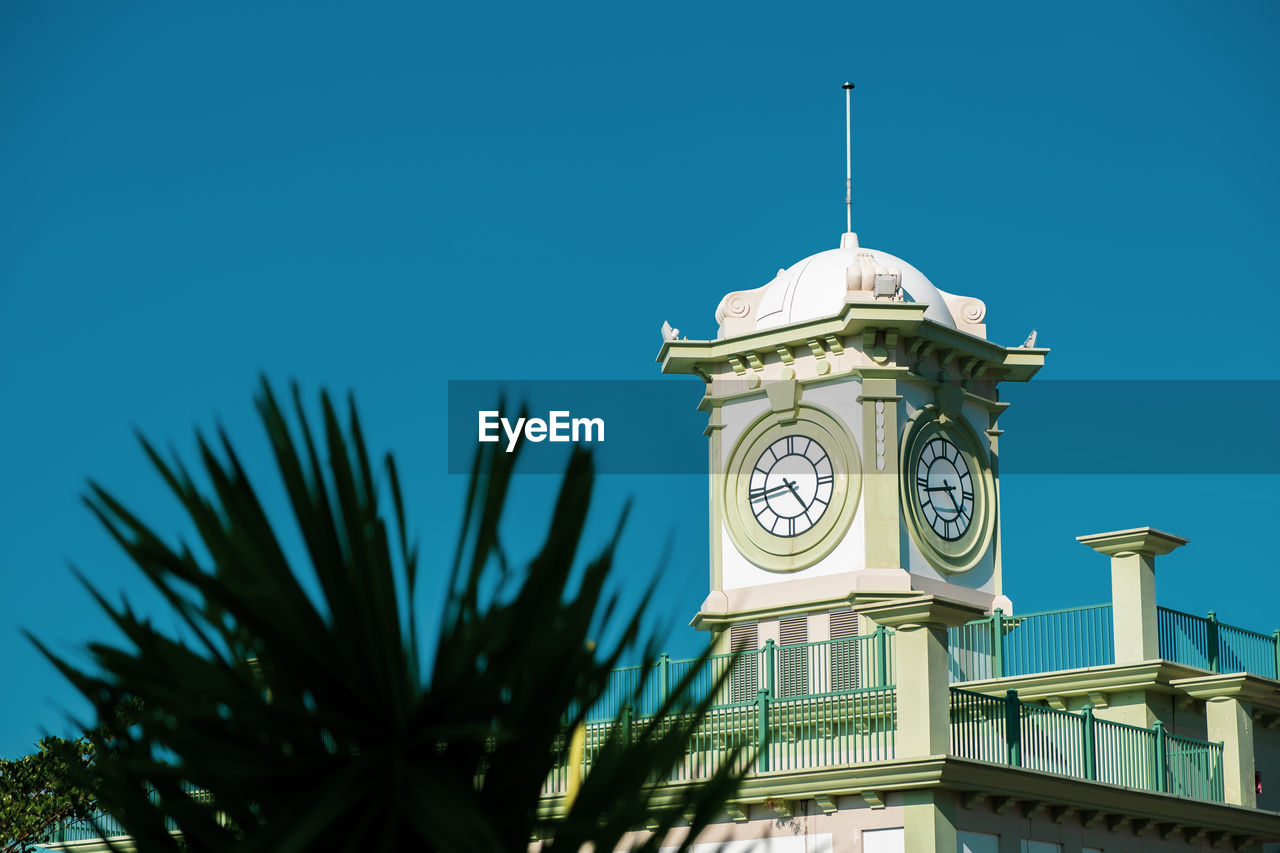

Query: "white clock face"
left=749, top=436, right=833, bottom=537
left=914, top=437, right=974, bottom=541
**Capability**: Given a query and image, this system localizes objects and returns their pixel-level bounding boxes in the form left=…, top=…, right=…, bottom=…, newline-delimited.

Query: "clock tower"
left=657, top=231, right=1046, bottom=652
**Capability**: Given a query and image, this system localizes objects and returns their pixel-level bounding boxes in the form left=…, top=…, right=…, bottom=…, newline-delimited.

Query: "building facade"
left=540, top=229, right=1280, bottom=852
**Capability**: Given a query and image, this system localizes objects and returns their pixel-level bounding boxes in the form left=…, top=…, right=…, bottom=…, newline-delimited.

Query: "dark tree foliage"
left=34, top=380, right=745, bottom=851
left=0, top=735, right=96, bottom=853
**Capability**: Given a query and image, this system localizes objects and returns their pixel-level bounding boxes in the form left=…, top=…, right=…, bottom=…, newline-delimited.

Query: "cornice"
left=1171, top=672, right=1280, bottom=711
left=689, top=590, right=923, bottom=631
left=857, top=594, right=989, bottom=630
left=657, top=304, right=1046, bottom=384
left=1077, top=527, right=1189, bottom=558
left=539, top=756, right=1280, bottom=840
left=954, top=661, right=1205, bottom=700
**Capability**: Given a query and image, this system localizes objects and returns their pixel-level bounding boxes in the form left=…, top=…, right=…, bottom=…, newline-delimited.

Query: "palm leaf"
left=35, top=378, right=747, bottom=850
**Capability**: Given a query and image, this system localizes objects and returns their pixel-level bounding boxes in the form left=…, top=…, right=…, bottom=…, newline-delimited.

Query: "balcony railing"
left=47, top=781, right=208, bottom=842
left=948, top=604, right=1115, bottom=682
left=950, top=688, right=1225, bottom=802
left=1158, top=607, right=1280, bottom=679
left=949, top=603, right=1280, bottom=683
left=545, top=684, right=898, bottom=795
left=587, top=629, right=894, bottom=722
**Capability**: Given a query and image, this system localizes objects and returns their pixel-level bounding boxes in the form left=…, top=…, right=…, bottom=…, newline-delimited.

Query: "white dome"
left=713, top=233, right=989, bottom=341
left=755, top=246, right=956, bottom=331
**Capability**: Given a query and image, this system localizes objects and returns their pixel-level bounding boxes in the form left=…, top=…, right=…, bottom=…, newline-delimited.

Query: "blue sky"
left=2, top=1, right=1278, bottom=759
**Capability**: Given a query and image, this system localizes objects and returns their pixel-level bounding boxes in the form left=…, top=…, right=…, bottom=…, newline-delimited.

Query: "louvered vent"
left=778, top=617, right=810, bottom=698
left=830, top=611, right=862, bottom=692
left=728, top=623, right=758, bottom=704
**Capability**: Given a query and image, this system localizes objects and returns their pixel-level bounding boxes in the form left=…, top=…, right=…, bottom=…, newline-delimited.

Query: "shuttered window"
left=728, top=623, right=758, bottom=704
left=830, top=611, right=862, bottom=692
left=777, top=617, right=810, bottom=697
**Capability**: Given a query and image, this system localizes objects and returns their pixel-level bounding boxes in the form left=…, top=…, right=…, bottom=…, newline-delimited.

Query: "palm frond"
left=36, top=379, right=746, bottom=850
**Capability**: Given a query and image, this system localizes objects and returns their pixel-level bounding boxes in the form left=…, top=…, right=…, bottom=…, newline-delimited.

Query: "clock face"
left=749, top=436, right=833, bottom=537
left=914, top=437, right=974, bottom=541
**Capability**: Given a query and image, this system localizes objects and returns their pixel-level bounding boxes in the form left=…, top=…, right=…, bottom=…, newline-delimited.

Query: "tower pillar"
left=859, top=595, right=986, bottom=758
left=858, top=377, right=902, bottom=570
left=1077, top=527, right=1188, bottom=664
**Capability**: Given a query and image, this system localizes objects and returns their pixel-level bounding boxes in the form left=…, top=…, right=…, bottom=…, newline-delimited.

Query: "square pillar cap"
left=1169, top=673, right=1280, bottom=707
left=1076, top=527, right=1188, bottom=558
left=857, top=594, right=987, bottom=629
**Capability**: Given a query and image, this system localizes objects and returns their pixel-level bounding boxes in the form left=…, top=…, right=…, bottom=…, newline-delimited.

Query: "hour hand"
left=750, top=483, right=792, bottom=502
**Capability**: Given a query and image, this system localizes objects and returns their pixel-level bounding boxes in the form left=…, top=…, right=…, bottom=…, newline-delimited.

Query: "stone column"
left=903, top=789, right=958, bottom=852
left=1208, top=696, right=1257, bottom=808
left=859, top=595, right=986, bottom=853
left=1077, top=527, right=1187, bottom=664
left=858, top=377, right=901, bottom=570
left=1172, top=674, right=1264, bottom=809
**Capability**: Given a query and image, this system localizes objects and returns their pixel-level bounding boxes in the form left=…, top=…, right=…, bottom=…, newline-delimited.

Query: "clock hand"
left=924, top=482, right=960, bottom=510
left=782, top=478, right=806, bottom=508
left=751, top=482, right=794, bottom=502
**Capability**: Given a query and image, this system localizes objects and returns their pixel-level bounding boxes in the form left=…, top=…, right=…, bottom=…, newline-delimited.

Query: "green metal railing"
left=762, top=687, right=896, bottom=772
left=546, top=684, right=898, bottom=794
left=949, top=688, right=1224, bottom=802
left=589, top=629, right=894, bottom=722
left=48, top=781, right=209, bottom=842
left=949, top=603, right=1280, bottom=683
left=1158, top=607, right=1280, bottom=680
left=948, top=604, right=1114, bottom=682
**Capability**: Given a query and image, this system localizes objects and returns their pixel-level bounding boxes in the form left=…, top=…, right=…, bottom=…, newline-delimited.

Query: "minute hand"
left=925, top=485, right=959, bottom=509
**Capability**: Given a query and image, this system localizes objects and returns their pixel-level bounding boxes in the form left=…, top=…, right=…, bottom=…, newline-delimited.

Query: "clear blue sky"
left=3, top=1, right=1278, bottom=759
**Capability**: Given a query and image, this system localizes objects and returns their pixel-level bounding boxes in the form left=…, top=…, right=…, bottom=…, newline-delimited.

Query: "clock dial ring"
left=914, top=436, right=973, bottom=541
left=899, top=407, right=995, bottom=574
left=723, top=404, right=861, bottom=573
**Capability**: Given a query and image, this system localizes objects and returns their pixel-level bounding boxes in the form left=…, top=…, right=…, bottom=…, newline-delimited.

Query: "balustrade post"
left=658, top=653, right=670, bottom=705
left=1004, top=689, right=1022, bottom=767
left=1153, top=719, right=1168, bottom=793
left=1206, top=611, right=1220, bottom=673
left=764, top=639, right=777, bottom=699
left=1273, top=630, right=1280, bottom=681
left=756, top=689, right=771, bottom=772
left=991, top=609, right=1006, bottom=679
left=875, top=625, right=889, bottom=686
left=621, top=704, right=633, bottom=745
left=1082, top=705, right=1097, bottom=781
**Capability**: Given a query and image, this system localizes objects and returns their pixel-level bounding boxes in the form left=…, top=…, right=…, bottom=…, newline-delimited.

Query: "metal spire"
left=843, top=82, right=854, bottom=234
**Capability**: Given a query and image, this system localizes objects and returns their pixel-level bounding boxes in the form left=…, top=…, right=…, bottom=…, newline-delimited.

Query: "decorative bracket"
left=991, top=796, right=1017, bottom=815
left=765, top=798, right=792, bottom=819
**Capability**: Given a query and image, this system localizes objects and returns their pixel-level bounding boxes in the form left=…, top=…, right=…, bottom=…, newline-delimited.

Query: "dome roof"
left=714, top=233, right=988, bottom=340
